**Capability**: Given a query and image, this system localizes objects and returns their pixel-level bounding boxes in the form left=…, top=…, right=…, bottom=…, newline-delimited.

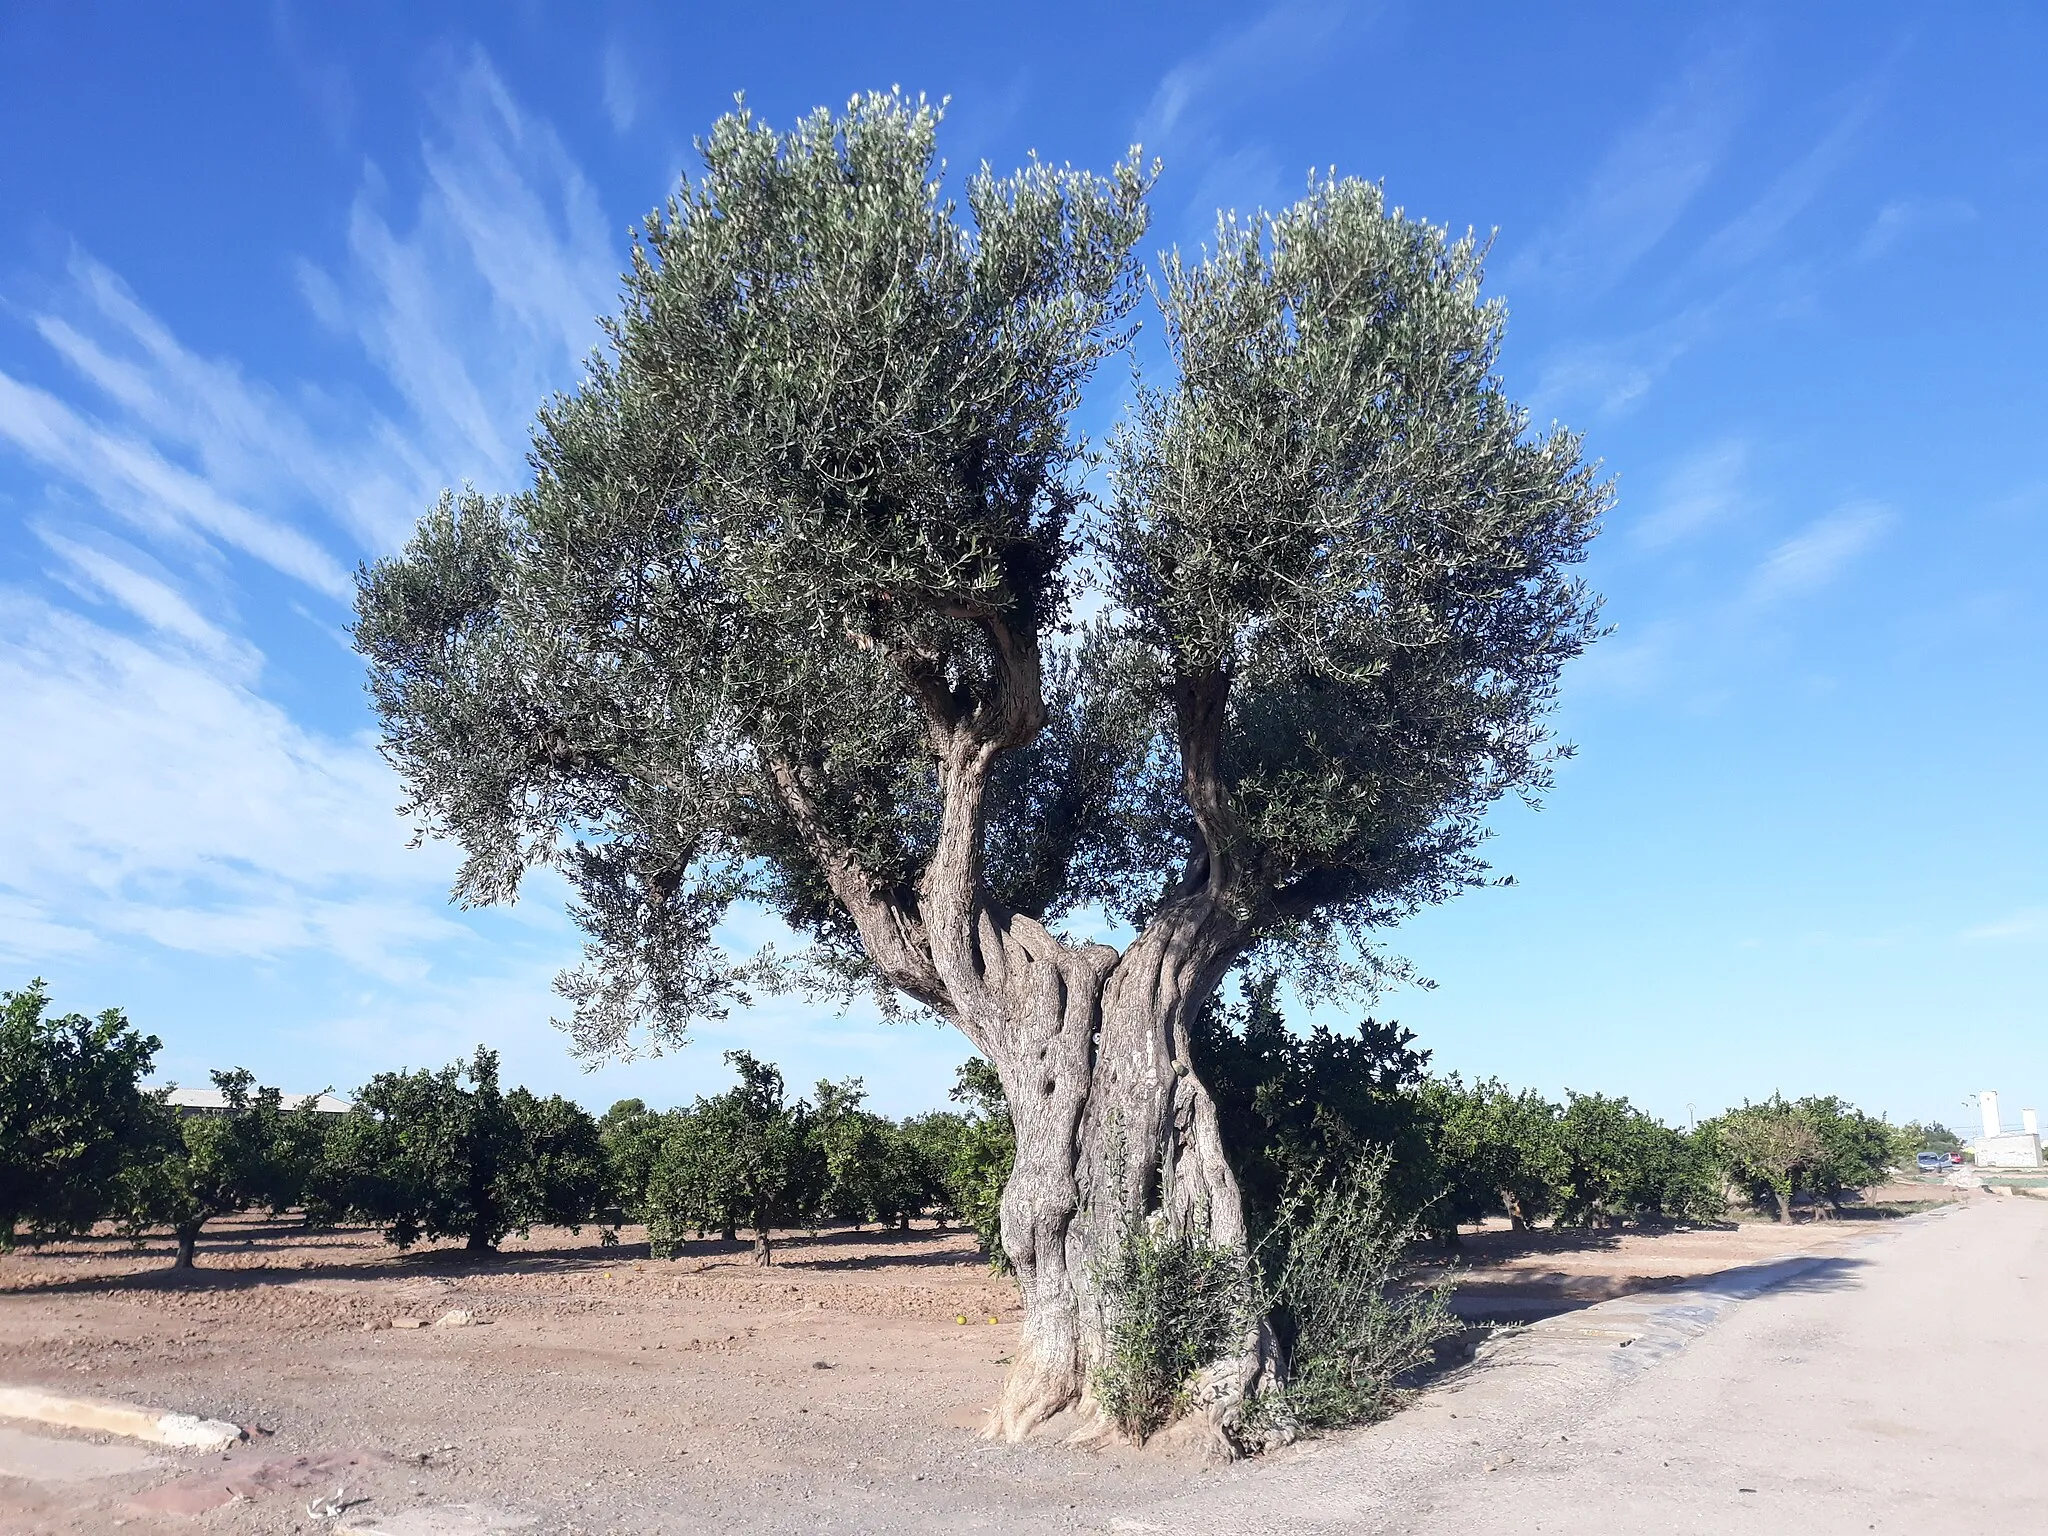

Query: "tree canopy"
left=644, top=1050, right=825, bottom=1263
left=0, top=979, right=161, bottom=1248
left=321, top=1046, right=608, bottom=1252
left=355, top=91, right=1607, bottom=1056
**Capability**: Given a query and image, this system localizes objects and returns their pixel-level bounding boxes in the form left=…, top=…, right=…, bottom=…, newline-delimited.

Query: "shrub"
left=1705, top=1095, right=1910, bottom=1220
left=1707, top=1098, right=1821, bottom=1222
left=939, top=1058, right=1015, bottom=1265
left=1250, top=1150, right=1459, bottom=1433
left=1191, top=976, right=1440, bottom=1234
left=117, top=1070, right=312, bottom=1267
left=1555, top=1091, right=1723, bottom=1226
left=814, top=1077, right=927, bottom=1230
left=1424, top=1075, right=1566, bottom=1230
left=597, top=1097, right=668, bottom=1219
left=1797, top=1096, right=1914, bottom=1209
left=1088, top=1193, right=1246, bottom=1442
left=1905, top=1119, right=1961, bottom=1156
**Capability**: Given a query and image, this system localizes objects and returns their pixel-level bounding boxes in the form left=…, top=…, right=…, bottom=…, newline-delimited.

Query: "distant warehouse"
left=162, top=1088, right=353, bottom=1117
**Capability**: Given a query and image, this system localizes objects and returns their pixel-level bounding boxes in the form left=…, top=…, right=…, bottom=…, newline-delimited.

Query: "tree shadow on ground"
left=1444, top=1249, right=1874, bottom=1327
left=1691, top=1253, right=1869, bottom=1298
left=0, top=1215, right=983, bottom=1296
left=1429, top=1221, right=1719, bottom=1270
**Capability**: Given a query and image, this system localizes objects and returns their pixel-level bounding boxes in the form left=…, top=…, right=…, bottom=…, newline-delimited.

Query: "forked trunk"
left=783, top=686, right=1274, bottom=1452
left=956, top=910, right=1276, bottom=1453
left=753, top=1226, right=773, bottom=1265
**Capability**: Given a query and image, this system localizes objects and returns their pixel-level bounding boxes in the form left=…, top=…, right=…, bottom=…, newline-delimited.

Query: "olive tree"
left=356, top=94, right=1605, bottom=1442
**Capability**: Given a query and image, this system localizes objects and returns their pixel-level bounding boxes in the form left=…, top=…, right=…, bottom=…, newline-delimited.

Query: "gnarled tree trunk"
left=765, top=626, right=1282, bottom=1450
left=775, top=702, right=1276, bottom=1451
left=972, top=907, right=1277, bottom=1449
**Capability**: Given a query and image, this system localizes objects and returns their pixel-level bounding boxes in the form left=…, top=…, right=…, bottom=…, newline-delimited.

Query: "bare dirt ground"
left=0, top=1185, right=1969, bottom=1534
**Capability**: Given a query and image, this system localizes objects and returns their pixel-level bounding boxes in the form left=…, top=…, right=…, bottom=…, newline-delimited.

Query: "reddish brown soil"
left=0, top=1188, right=1960, bottom=1534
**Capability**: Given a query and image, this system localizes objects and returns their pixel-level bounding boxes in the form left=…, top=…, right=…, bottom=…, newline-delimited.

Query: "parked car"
left=1916, top=1152, right=1946, bottom=1171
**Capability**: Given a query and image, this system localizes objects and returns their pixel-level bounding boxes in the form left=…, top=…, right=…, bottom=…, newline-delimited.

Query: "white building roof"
left=162, top=1087, right=353, bottom=1114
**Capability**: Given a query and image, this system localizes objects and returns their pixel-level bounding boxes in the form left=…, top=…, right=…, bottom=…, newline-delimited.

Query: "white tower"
left=1981, top=1090, right=2002, bottom=1139
left=2026, top=1108, right=2040, bottom=1138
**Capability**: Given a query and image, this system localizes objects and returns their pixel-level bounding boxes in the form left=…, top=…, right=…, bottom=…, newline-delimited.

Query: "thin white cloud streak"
left=1633, top=438, right=1750, bottom=548
left=36, top=528, right=258, bottom=674
left=0, top=369, right=354, bottom=597
left=601, top=40, right=639, bottom=135
left=0, top=590, right=480, bottom=979
left=1690, top=75, right=1887, bottom=275
left=1964, top=908, right=2048, bottom=944
left=1526, top=299, right=1730, bottom=421
left=1503, top=41, right=1753, bottom=301
left=1748, top=502, right=1892, bottom=602
left=1522, top=48, right=1890, bottom=423
left=0, top=50, right=621, bottom=992
left=1856, top=196, right=1978, bottom=262
left=1137, top=0, right=1345, bottom=146
left=1134, top=1, right=1354, bottom=231
left=32, top=253, right=428, bottom=556
left=301, top=52, right=619, bottom=503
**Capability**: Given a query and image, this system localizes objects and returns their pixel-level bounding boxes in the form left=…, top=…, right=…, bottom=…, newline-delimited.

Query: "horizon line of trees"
left=3, top=976, right=1950, bottom=1268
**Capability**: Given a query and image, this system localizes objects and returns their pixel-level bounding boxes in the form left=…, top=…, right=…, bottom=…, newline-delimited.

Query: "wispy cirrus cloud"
left=1633, top=438, right=1751, bottom=548
left=1963, top=908, right=2048, bottom=944
left=1134, top=0, right=1358, bottom=230
left=1856, top=196, right=1978, bottom=262
left=1689, top=72, right=1885, bottom=274
left=1747, top=501, right=1893, bottom=602
left=36, top=528, right=260, bottom=675
left=0, top=365, right=356, bottom=598
left=1503, top=38, right=1755, bottom=302
left=298, top=53, right=618, bottom=517
left=1521, top=45, right=1894, bottom=423
left=601, top=40, right=640, bottom=136
left=0, top=52, right=618, bottom=995
left=1526, top=297, right=1732, bottom=421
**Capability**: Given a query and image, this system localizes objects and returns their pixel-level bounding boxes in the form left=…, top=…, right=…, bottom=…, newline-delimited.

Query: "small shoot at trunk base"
left=1087, top=1150, right=1249, bottom=1444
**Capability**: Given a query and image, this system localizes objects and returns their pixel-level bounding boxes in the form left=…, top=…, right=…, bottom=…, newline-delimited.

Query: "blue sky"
left=1, top=3, right=2042, bottom=1133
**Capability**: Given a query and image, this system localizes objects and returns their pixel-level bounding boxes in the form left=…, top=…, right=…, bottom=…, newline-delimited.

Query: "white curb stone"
left=0, top=1385, right=244, bottom=1451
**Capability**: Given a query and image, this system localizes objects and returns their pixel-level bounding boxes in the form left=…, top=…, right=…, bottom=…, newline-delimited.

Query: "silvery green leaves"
left=606, top=92, right=1148, bottom=645
left=1105, top=176, right=1608, bottom=946
left=356, top=94, right=1152, bottom=1052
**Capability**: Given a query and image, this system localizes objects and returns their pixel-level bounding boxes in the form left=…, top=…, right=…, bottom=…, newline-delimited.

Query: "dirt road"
left=1116, top=1194, right=2048, bottom=1533
left=0, top=1195, right=2030, bottom=1532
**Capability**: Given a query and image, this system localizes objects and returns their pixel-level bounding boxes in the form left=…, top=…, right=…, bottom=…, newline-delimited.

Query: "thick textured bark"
left=974, top=906, right=1279, bottom=1451
left=174, top=1225, right=199, bottom=1269
left=753, top=1225, right=773, bottom=1265
left=1772, top=1190, right=1792, bottom=1224
left=768, top=644, right=1278, bottom=1450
